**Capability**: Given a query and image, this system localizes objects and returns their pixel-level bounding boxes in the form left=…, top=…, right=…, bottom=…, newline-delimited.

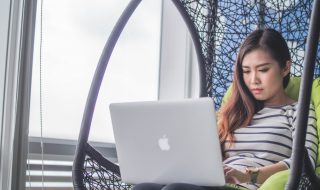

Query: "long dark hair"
left=218, top=28, right=291, bottom=150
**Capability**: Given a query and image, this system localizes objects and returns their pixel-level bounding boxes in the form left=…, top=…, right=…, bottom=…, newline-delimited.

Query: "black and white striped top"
left=223, top=103, right=318, bottom=188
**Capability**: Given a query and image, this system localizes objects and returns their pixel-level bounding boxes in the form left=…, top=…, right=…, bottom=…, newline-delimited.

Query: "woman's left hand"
left=224, top=165, right=250, bottom=184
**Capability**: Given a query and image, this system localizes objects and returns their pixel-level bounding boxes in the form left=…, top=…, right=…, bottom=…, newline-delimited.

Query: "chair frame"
left=72, top=0, right=320, bottom=189
left=72, top=1, right=143, bottom=189
left=72, top=0, right=209, bottom=189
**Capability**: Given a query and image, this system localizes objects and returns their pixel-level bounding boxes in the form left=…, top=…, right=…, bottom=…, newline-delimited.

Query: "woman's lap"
left=132, top=183, right=241, bottom=190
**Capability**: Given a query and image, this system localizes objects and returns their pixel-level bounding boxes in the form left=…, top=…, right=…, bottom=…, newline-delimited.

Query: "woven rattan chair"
left=72, top=0, right=320, bottom=189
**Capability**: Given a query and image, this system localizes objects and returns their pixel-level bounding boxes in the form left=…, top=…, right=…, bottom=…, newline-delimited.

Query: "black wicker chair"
left=72, top=0, right=320, bottom=189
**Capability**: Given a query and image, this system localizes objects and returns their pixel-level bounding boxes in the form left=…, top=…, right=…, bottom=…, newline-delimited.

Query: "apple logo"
left=158, top=135, right=170, bottom=151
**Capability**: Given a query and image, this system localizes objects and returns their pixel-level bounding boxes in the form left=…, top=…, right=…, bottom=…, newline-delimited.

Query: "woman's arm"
left=225, top=104, right=318, bottom=185
left=224, top=161, right=288, bottom=184
left=255, top=161, right=288, bottom=184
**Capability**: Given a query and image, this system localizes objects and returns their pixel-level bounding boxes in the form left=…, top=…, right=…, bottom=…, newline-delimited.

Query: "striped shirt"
left=223, top=103, right=318, bottom=189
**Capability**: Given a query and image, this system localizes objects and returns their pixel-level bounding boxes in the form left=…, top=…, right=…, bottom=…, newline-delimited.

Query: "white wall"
left=159, top=0, right=199, bottom=100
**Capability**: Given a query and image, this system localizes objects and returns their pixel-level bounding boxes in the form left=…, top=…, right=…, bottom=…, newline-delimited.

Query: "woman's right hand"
left=224, top=165, right=250, bottom=184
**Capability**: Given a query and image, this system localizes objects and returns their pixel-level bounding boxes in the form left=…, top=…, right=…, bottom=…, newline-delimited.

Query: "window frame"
left=0, top=0, right=37, bottom=189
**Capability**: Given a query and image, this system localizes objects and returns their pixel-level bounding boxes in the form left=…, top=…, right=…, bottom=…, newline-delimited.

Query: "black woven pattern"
left=298, top=174, right=313, bottom=190
left=176, top=0, right=217, bottom=99
left=82, top=155, right=132, bottom=190
left=178, top=0, right=319, bottom=109
left=80, top=144, right=132, bottom=190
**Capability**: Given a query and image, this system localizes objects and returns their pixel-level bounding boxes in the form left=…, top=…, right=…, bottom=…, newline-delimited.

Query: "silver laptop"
left=109, top=98, right=225, bottom=186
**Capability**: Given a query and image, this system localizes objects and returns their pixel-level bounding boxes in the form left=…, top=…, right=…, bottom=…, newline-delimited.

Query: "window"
left=29, top=0, right=162, bottom=143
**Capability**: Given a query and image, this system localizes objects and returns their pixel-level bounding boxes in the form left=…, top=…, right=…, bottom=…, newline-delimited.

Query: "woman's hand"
left=224, top=165, right=250, bottom=184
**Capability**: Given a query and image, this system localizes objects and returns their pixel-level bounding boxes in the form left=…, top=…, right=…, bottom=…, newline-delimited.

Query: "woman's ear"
left=282, top=60, right=291, bottom=77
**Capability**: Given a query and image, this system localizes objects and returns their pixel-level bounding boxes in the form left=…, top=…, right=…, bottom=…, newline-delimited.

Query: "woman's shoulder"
left=288, top=102, right=315, bottom=111
left=255, top=101, right=316, bottom=119
left=254, top=102, right=297, bottom=118
left=281, top=102, right=316, bottom=117
left=260, top=102, right=297, bottom=111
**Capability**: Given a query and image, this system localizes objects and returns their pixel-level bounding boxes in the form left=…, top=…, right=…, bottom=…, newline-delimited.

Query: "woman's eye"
left=243, top=70, right=250, bottom=74
left=259, top=68, right=269, bottom=72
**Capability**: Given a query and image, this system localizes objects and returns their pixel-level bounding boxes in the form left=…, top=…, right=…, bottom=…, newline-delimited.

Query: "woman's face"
left=241, top=49, right=290, bottom=106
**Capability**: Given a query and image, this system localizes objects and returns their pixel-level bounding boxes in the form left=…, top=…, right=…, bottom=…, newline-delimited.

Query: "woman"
left=219, top=28, right=318, bottom=189
left=133, top=28, right=318, bottom=190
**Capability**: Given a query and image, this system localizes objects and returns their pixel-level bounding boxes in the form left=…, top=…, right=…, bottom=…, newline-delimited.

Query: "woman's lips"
left=251, top=88, right=263, bottom=94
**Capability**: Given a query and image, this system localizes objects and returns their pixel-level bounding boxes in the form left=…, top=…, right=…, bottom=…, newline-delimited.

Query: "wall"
left=159, top=0, right=199, bottom=100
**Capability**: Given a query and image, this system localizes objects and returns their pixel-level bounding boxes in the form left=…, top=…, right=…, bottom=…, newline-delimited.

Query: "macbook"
left=109, top=98, right=225, bottom=186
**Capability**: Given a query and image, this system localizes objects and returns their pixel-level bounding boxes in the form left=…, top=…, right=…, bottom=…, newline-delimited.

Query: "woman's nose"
left=250, top=72, right=260, bottom=84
